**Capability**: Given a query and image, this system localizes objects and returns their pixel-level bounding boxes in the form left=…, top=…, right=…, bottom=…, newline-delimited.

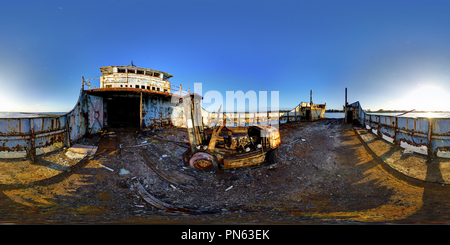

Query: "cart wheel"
left=267, top=148, right=278, bottom=163
left=189, top=152, right=219, bottom=172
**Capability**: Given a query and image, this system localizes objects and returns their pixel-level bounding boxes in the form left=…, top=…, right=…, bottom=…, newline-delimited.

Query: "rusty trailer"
left=181, top=94, right=281, bottom=171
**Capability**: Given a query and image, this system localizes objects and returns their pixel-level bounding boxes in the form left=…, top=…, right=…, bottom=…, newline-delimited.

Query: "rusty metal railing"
left=200, top=102, right=326, bottom=128
left=0, top=85, right=325, bottom=159
left=347, top=101, right=450, bottom=158
left=170, top=84, right=190, bottom=96
left=0, top=116, right=70, bottom=160
left=0, top=89, right=88, bottom=160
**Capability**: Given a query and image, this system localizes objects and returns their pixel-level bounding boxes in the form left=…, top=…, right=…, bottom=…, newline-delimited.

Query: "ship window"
left=118, top=69, right=126, bottom=73
left=157, top=87, right=160, bottom=91
left=141, top=85, right=145, bottom=89
left=106, top=85, right=112, bottom=88
left=152, top=87, right=155, bottom=90
left=153, top=72, right=160, bottom=77
left=137, top=70, right=144, bottom=74
left=120, top=85, right=123, bottom=87
left=128, top=69, right=135, bottom=74
left=164, top=89, right=167, bottom=93
left=135, top=85, right=139, bottom=88
left=147, top=86, right=150, bottom=90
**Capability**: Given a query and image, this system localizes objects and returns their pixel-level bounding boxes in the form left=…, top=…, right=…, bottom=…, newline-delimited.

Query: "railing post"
left=394, top=117, right=398, bottom=146
left=140, top=92, right=143, bottom=130
left=82, top=76, right=85, bottom=90
left=377, top=116, right=382, bottom=137
left=28, top=118, right=36, bottom=162
left=65, top=114, right=71, bottom=148
left=427, top=118, right=433, bottom=159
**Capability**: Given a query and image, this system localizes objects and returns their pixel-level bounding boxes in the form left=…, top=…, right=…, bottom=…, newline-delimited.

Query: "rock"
left=403, top=149, right=412, bottom=154
left=66, top=144, right=97, bottom=156
left=119, top=168, right=131, bottom=175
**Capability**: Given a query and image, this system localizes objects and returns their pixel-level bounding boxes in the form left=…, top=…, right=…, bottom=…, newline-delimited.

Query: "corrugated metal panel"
left=433, top=118, right=450, bottom=135
left=431, top=119, right=450, bottom=157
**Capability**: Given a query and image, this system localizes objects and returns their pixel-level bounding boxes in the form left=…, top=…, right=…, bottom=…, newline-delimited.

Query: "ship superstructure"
left=98, top=61, right=173, bottom=93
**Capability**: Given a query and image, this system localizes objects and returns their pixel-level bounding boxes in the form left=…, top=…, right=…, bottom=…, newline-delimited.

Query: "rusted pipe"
left=208, top=125, right=223, bottom=152
left=396, top=109, right=415, bottom=117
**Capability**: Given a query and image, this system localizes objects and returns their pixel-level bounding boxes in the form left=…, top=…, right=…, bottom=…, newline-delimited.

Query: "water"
left=0, top=112, right=67, bottom=118
left=367, top=112, right=450, bottom=118
left=1, top=111, right=449, bottom=119
left=324, top=112, right=345, bottom=118
left=324, top=112, right=450, bottom=119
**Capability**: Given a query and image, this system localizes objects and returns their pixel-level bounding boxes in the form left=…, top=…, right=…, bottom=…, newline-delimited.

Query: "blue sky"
left=1, top=0, right=450, bottom=112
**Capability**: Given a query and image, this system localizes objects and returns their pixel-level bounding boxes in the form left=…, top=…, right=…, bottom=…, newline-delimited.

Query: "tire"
left=189, top=152, right=219, bottom=172
left=267, top=148, right=278, bottom=164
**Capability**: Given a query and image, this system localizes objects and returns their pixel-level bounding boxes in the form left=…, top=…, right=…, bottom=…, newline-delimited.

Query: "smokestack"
left=345, top=87, right=348, bottom=124
left=310, top=90, right=313, bottom=122
left=345, top=88, right=347, bottom=106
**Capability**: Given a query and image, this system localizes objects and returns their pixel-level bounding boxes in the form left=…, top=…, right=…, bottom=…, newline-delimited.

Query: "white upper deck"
left=99, top=61, right=174, bottom=93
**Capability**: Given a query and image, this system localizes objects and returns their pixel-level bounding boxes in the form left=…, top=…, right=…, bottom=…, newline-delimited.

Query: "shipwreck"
left=0, top=62, right=326, bottom=160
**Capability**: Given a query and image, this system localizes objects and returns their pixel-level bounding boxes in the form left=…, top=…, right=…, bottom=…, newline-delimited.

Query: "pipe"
left=396, top=109, right=415, bottom=117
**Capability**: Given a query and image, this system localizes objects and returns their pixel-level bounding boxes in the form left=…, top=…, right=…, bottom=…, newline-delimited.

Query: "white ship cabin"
left=99, top=62, right=174, bottom=93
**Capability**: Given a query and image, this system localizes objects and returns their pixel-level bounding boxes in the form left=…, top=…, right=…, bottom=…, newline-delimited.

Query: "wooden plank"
left=67, top=144, right=98, bottom=155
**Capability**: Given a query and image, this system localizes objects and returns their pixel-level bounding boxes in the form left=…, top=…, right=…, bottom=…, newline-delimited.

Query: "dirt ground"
left=2, top=119, right=450, bottom=224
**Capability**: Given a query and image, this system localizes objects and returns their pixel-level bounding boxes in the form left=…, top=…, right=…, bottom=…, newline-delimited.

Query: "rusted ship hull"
left=0, top=62, right=326, bottom=160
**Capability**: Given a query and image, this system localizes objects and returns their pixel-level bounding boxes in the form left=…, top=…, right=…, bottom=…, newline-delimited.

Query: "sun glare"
left=424, top=112, right=445, bottom=118
left=396, top=85, right=450, bottom=112
left=0, top=96, right=18, bottom=112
